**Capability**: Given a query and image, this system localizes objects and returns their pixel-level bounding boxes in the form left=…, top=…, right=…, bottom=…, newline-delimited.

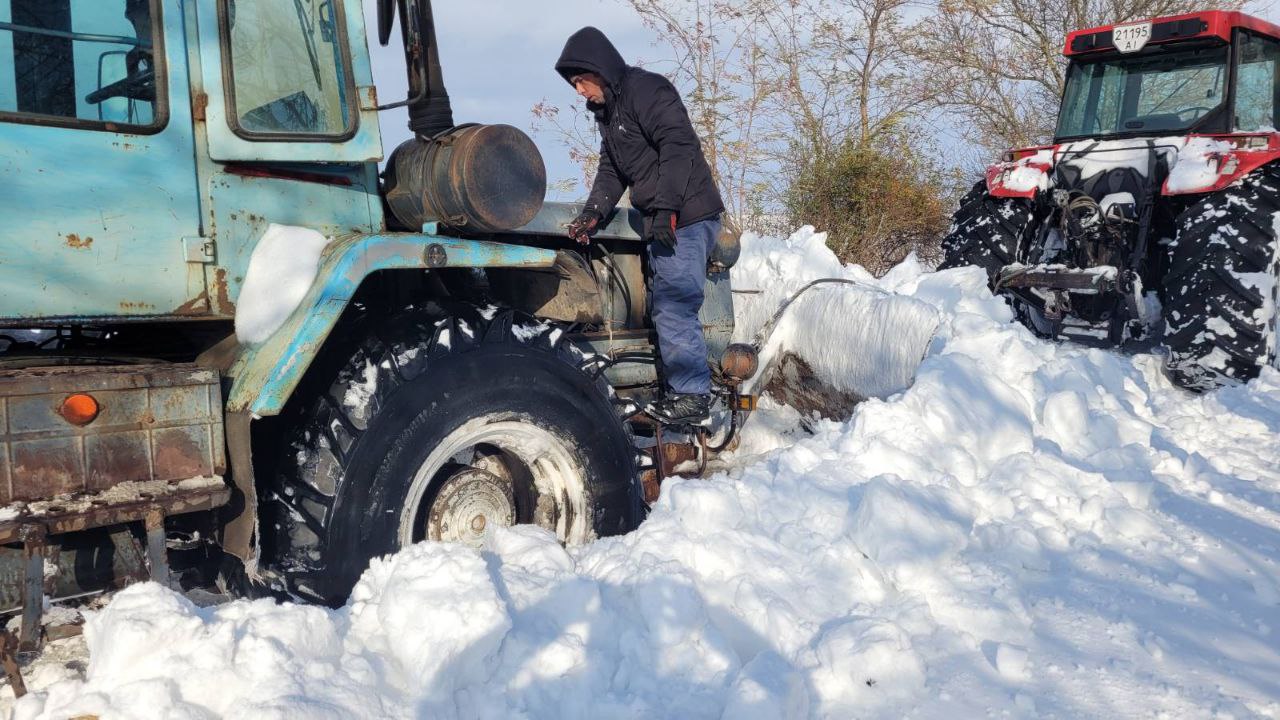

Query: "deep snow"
left=8, top=228, right=1280, bottom=719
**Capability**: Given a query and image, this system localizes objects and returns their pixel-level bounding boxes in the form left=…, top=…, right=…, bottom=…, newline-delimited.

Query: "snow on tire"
left=1163, top=164, right=1280, bottom=390
left=938, top=180, right=1033, bottom=283
left=260, top=305, right=643, bottom=605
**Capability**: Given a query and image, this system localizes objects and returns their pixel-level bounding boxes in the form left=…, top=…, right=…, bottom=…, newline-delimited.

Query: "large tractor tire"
left=260, top=306, right=643, bottom=605
left=1163, top=165, right=1280, bottom=390
left=938, top=181, right=1034, bottom=283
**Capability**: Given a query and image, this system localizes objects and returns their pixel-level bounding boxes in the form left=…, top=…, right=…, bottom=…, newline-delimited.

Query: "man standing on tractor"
left=556, top=26, right=726, bottom=426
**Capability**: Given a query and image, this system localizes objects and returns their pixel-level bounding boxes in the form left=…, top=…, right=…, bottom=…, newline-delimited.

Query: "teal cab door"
left=0, top=0, right=205, bottom=322
left=190, top=0, right=384, bottom=313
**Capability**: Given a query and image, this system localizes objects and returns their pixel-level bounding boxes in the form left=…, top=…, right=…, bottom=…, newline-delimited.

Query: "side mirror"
left=374, top=0, right=436, bottom=115
left=377, top=0, right=397, bottom=45
left=86, top=48, right=155, bottom=124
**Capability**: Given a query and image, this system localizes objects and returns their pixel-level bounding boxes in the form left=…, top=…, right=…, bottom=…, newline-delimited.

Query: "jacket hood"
left=555, top=27, right=627, bottom=88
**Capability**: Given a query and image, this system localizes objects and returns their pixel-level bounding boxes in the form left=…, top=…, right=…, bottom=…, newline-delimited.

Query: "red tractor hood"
left=986, top=134, right=1280, bottom=198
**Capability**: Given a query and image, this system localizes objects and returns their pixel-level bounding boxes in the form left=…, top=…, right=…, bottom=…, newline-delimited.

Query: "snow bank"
left=14, top=229, right=1280, bottom=719
left=732, top=227, right=940, bottom=400
left=234, top=224, right=331, bottom=345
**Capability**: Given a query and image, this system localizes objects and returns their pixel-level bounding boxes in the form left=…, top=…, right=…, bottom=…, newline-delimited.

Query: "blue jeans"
left=648, top=217, right=719, bottom=395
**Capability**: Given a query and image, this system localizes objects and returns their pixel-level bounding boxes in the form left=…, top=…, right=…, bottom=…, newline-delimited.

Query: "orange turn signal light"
left=59, top=393, right=100, bottom=426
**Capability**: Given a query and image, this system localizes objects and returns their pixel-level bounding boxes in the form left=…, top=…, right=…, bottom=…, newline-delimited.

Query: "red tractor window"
left=1056, top=45, right=1229, bottom=139
left=1235, top=31, right=1280, bottom=132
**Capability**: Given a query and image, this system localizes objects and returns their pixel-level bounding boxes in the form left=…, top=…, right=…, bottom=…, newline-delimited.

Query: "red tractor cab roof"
left=1064, top=10, right=1280, bottom=57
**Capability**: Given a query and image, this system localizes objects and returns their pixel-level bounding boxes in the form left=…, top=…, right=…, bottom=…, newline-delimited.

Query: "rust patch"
left=0, top=480, right=230, bottom=546
left=640, top=469, right=661, bottom=504
left=212, top=268, right=235, bottom=314
left=152, top=428, right=208, bottom=480
left=64, top=234, right=93, bottom=250
left=11, top=443, right=83, bottom=502
left=173, top=292, right=210, bottom=316
left=85, top=433, right=151, bottom=492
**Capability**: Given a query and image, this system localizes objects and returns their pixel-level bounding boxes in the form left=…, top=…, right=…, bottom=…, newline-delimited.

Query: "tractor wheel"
left=261, top=306, right=642, bottom=605
left=938, top=181, right=1033, bottom=283
left=1163, top=165, right=1280, bottom=390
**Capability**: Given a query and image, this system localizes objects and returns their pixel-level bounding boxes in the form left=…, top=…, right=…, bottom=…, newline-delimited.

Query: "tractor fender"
left=1163, top=134, right=1280, bottom=195
left=225, top=230, right=556, bottom=418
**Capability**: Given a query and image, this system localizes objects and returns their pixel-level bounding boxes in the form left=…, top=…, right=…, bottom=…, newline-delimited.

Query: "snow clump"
left=233, top=224, right=332, bottom=345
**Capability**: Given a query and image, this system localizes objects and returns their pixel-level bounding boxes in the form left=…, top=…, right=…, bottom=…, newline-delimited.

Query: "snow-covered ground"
left=8, top=228, right=1280, bottom=719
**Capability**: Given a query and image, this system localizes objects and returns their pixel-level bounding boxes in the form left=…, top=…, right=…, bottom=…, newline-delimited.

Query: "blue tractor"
left=0, top=0, right=750, bottom=642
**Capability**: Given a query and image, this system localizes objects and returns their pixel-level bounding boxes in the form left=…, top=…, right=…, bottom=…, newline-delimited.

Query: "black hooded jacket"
left=556, top=27, right=724, bottom=228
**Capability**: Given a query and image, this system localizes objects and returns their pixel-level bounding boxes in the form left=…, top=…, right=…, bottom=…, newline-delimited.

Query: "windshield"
left=1056, top=45, right=1229, bottom=139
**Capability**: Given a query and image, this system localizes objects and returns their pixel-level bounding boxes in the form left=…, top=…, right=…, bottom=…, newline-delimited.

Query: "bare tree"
left=530, top=98, right=601, bottom=195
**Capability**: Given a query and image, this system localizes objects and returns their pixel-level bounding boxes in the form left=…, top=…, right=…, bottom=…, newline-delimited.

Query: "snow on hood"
left=13, top=230, right=1280, bottom=719
left=1056, top=138, right=1181, bottom=178
left=1003, top=137, right=1245, bottom=195
left=1164, top=136, right=1237, bottom=193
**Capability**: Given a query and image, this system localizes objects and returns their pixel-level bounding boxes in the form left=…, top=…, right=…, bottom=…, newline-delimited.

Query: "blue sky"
left=362, top=1, right=658, bottom=198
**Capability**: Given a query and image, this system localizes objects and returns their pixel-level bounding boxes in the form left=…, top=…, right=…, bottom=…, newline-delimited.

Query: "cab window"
left=221, top=0, right=354, bottom=138
left=1235, top=31, right=1280, bottom=132
left=0, top=0, right=163, bottom=130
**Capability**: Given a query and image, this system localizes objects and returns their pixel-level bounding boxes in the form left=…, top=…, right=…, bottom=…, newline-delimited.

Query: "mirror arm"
left=375, top=0, right=428, bottom=112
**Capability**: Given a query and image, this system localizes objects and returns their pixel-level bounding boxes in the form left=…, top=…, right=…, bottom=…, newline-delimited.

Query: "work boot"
left=646, top=393, right=712, bottom=426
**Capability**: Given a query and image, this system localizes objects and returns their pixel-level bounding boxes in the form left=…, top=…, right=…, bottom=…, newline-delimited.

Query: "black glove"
left=646, top=210, right=678, bottom=250
left=566, top=210, right=601, bottom=245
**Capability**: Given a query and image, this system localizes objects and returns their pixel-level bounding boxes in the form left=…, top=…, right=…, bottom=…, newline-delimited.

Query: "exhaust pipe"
left=403, top=0, right=454, bottom=137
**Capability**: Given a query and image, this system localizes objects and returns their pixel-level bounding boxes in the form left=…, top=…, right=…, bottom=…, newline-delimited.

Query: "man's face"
left=571, top=72, right=606, bottom=104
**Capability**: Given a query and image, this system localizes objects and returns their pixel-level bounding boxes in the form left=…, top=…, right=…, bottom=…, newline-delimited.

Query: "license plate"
left=1113, top=21, right=1152, bottom=53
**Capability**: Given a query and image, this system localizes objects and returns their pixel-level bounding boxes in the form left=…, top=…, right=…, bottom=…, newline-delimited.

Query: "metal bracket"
left=18, top=524, right=45, bottom=652
left=144, top=508, right=171, bottom=588
left=183, top=236, right=215, bottom=264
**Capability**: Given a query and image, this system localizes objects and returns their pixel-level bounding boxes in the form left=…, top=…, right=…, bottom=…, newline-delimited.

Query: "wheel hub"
left=425, top=467, right=516, bottom=547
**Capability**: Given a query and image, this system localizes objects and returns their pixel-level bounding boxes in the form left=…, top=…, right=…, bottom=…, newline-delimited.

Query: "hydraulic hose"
left=750, top=278, right=889, bottom=352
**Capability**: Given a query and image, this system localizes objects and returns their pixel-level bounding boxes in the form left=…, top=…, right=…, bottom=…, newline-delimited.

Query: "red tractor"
left=940, top=11, right=1280, bottom=389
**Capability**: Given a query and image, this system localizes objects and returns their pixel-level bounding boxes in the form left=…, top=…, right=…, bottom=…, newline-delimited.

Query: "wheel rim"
left=400, top=416, right=590, bottom=548
left=426, top=468, right=516, bottom=545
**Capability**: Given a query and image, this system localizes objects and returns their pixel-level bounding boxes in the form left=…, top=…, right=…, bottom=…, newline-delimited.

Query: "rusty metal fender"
left=225, top=230, right=556, bottom=418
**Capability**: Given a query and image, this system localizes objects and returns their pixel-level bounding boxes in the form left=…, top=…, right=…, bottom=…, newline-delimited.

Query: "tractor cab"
left=1056, top=12, right=1280, bottom=141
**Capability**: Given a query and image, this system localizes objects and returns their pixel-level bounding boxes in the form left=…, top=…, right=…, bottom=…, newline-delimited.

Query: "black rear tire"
left=260, top=306, right=642, bottom=605
left=938, top=181, right=1033, bottom=283
left=1163, top=165, right=1280, bottom=390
